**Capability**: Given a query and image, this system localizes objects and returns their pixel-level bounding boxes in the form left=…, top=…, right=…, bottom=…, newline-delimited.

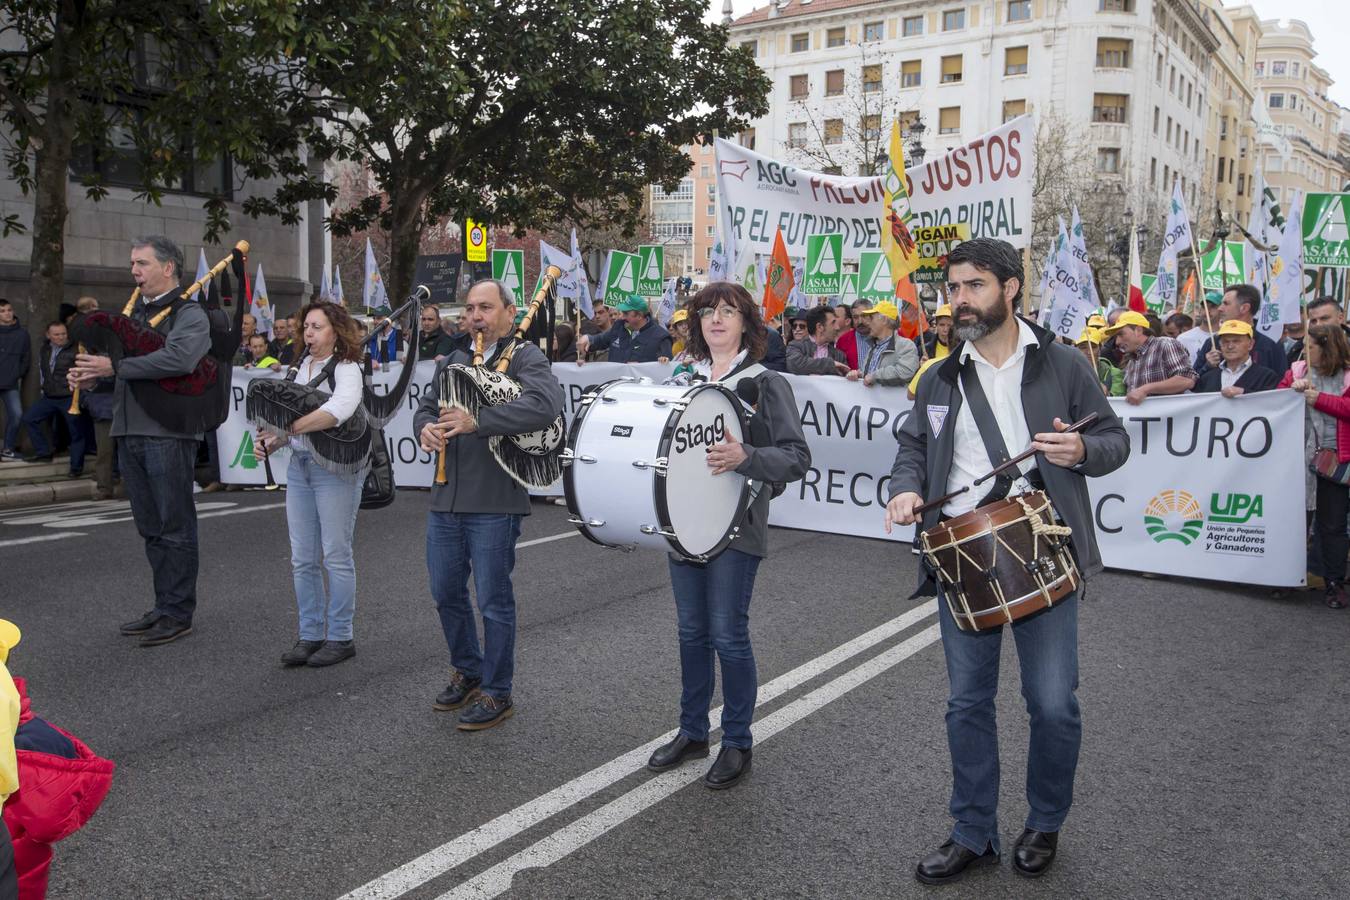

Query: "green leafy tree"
left=242, top=0, right=769, bottom=301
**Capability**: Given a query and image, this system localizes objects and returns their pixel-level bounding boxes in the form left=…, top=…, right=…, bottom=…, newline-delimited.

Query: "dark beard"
left=952, top=302, right=1009, bottom=343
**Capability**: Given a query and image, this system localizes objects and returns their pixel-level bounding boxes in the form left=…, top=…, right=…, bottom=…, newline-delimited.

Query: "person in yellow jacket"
left=1, top=618, right=23, bottom=894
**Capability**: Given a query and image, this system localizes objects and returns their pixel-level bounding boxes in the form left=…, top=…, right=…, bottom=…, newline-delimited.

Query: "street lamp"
left=908, top=117, right=927, bottom=165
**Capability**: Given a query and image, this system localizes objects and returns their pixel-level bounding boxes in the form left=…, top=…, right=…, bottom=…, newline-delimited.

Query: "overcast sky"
left=709, top=0, right=1349, bottom=108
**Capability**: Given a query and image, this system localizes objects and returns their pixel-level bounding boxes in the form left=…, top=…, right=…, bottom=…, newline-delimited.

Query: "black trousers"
left=0, top=821, right=17, bottom=900
left=1313, top=477, right=1350, bottom=585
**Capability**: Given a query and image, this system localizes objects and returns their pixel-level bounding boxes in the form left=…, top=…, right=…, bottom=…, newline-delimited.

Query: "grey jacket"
left=786, top=337, right=846, bottom=375
left=866, top=334, right=921, bottom=386
left=112, top=289, right=212, bottom=440
left=725, top=366, right=812, bottom=559
left=888, top=319, right=1130, bottom=577
left=413, top=339, right=565, bottom=515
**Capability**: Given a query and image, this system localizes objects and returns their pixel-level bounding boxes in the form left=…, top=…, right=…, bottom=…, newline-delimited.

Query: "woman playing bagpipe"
left=252, top=302, right=373, bottom=668
left=648, top=282, right=811, bottom=788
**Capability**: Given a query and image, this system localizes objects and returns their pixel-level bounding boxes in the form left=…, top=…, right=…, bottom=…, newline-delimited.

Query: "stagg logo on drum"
left=1142, top=490, right=1204, bottom=545
left=611, top=425, right=633, bottom=438
left=673, top=414, right=727, bottom=454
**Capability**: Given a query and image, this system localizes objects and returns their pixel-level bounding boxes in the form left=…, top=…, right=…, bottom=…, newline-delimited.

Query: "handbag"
left=1311, top=447, right=1350, bottom=485
left=360, top=426, right=396, bottom=509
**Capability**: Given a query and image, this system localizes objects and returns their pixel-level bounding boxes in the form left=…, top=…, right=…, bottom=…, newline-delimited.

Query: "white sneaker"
left=0, top=449, right=18, bottom=461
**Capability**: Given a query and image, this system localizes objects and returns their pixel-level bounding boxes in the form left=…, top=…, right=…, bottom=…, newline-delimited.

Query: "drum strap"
left=958, top=363, right=1017, bottom=505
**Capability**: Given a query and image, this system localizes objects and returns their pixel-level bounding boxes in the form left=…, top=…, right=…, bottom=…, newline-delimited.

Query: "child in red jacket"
left=1, top=636, right=114, bottom=899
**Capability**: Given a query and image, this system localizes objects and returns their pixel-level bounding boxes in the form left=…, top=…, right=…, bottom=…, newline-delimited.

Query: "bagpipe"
left=245, top=286, right=427, bottom=478
left=435, top=265, right=565, bottom=489
left=68, top=241, right=250, bottom=434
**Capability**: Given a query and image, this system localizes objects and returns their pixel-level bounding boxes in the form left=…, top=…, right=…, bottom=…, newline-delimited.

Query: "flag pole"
left=1189, top=231, right=1215, bottom=335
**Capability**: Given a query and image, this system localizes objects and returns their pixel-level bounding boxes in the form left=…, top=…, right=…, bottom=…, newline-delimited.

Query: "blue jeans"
left=119, top=436, right=199, bottom=624
left=22, top=396, right=87, bottom=471
left=668, top=549, right=762, bottom=750
left=938, top=589, right=1081, bottom=855
left=426, top=512, right=522, bottom=697
left=1, top=388, right=20, bottom=451
left=286, top=452, right=364, bottom=641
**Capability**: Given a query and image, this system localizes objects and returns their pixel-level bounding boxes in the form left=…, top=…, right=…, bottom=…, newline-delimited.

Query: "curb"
left=0, top=479, right=96, bottom=511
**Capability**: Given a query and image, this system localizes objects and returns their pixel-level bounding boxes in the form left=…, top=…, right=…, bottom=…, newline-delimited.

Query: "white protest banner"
left=218, top=365, right=1306, bottom=586
left=1087, top=391, right=1305, bottom=587
left=716, top=116, right=1034, bottom=259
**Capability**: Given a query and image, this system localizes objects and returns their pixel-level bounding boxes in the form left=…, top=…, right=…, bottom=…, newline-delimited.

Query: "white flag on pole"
left=1155, top=180, right=1193, bottom=310
left=333, top=265, right=345, bottom=305
left=1267, top=192, right=1303, bottom=340
left=318, top=265, right=332, bottom=301
left=708, top=233, right=729, bottom=284
left=252, top=264, right=276, bottom=339
left=1070, top=207, right=1098, bottom=309
left=539, top=239, right=579, bottom=299
left=571, top=229, right=594, bottom=318
left=363, top=238, right=388, bottom=310
left=1252, top=95, right=1293, bottom=163
left=195, top=249, right=210, bottom=292
left=657, top=277, right=678, bottom=327
left=1042, top=217, right=1095, bottom=340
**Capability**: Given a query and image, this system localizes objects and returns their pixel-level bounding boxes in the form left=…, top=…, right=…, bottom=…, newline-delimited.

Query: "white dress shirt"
left=1219, top=356, right=1252, bottom=390
left=1176, top=326, right=1210, bottom=361
left=942, top=318, right=1040, bottom=518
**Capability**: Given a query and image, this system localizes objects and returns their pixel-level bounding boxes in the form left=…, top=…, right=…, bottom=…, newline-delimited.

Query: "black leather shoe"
left=120, top=611, right=159, bottom=636
left=1012, top=829, right=1058, bottom=878
left=433, top=671, right=482, bottom=711
left=703, top=746, right=751, bottom=790
left=306, top=640, right=356, bottom=667
left=138, top=618, right=192, bottom=647
left=914, top=839, right=999, bottom=885
left=281, top=640, right=324, bottom=667
left=647, top=735, right=710, bottom=772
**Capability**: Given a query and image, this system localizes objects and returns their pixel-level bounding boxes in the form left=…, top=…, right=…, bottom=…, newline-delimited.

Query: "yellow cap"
left=1216, top=319, right=1254, bottom=339
left=1103, top=310, right=1151, bottom=336
left=1087, top=313, right=1108, bottom=329
left=670, top=308, right=688, bottom=325
left=934, top=304, right=953, bottom=319
left=0, top=620, right=20, bottom=664
left=859, top=300, right=900, bottom=320
left=1076, top=326, right=1103, bottom=346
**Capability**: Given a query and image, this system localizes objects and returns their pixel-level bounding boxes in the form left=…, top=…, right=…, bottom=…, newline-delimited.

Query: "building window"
left=790, top=74, right=809, bottom=99
left=862, top=114, right=881, bottom=142
left=1254, top=61, right=1264, bottom=76
left=902, top=15, right=923, bottom=37
left=1155, top=53, right=1164, bottom=83
left=941, top=55, right=963, bottom=84
left=1271, top=60, right=1286, bottom=75
left=939, top=107, right=961, bottom=134
left=1007, top=0, right=1031, bottom=22
left=1166, top=117, right=1172, bottom=141
left=1092, top=92, right=1128, bottom=123
left=1005, top=46, right=1028, bottom=76
left=822, top=165, right=843, bottom=176
left=1098, top=0, right=1133, bottom=10
left=1219, top=116, right=1228, bottom=139
left=1003, top=99, right=1026, bottom=122
left=788, top=122, right=808, bottom=148
left=1150, top=157, right=1157, bottom=187
left=1096, top=38, right=1131, bottom=68
left=738, top=129, right=755, bottom=150
left=863, top=21, right=884, bottom=42
left=943, top=9, right=966, bottom=31
left=1096, top=148, right=1120, bottom=173
left=824, top=119, right=844, bottom=145
left=791, top=33, right=810, bottom=53
left=1153, top=106, right=1160, bottom=134
left=1217, top=158, right=1225, bottom=182
left=1268, top=93, right=1284, bottom=108
left=827, top=27, right=846, bottom=48
left=707, top=226, right=715, bottom=237
left=825, top=69, right=845, bottom=96
left=898, top=111, right=920, bottom=136
left=707, top=204, right=715, bottom=216
left=862, top=65, right=882, bottom=93
left=740, top=40, right=757, bottom=58
left=901, top=60, right=922, bottom=88
left=1292, top=62, right=1300, bottom=76
left=700, top=165, right=710, bottom=178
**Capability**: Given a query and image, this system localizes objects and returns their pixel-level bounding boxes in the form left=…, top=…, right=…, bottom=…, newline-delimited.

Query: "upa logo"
left=1143, top=489, right=1204, bottom=545
left=230, top=433, right=260, bottom=470
left=1209, top=492, right=1263, bottom=524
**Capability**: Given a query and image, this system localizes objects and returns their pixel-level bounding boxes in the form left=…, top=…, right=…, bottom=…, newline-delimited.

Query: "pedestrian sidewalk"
left=0, top=454, right=102, bottom=510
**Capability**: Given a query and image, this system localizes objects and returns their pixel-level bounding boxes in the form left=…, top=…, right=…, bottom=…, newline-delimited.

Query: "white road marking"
left=0, top=532, right=87, bottom=548
left=437, top=623, right=944, bottom=900
left=339, top=600, right=938, bottom=900
left=516, top=531, right=579, bottom=550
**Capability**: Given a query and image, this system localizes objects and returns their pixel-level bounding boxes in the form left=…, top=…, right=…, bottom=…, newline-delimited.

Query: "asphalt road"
left=1, top=491, right=1347, bottom=900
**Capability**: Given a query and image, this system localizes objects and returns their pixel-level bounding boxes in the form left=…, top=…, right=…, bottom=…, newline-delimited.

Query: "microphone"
left=735, top=378, right=759, bottom=412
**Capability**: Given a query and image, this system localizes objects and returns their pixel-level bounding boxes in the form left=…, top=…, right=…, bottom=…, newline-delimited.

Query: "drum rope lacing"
left=923, top=495, right=1075, bottom=629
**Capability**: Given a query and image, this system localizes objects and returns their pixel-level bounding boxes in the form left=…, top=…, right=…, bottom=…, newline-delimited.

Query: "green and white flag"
left=857, top=250, right=893, bottom=301
left=597, top=250, right=640, bottom=303
left=491, top=249, right=526, bottom=306
left=636, top=245, right=665, bottom=297
left=1199, top=241, right=1245, bottom=292
left=1303, top=193, right=1350, bottom=268
left=802, top=233, right=843, bottom=295
left=837, top=272, right=859, bottom=306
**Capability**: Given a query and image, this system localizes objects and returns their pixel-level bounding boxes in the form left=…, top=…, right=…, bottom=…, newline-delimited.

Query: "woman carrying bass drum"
left=649, top=283, right=811, bottom=789
left=258, top=302, right=369, bottom=667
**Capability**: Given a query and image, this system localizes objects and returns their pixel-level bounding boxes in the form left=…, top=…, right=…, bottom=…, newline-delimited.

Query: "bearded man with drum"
left=884, top=238, right=1129, bottom=884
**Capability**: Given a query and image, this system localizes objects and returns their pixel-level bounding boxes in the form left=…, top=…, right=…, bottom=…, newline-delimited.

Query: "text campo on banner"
left=715, top=115, right=1034, bottom=258
left=217, top=364, right=1305, bottom=587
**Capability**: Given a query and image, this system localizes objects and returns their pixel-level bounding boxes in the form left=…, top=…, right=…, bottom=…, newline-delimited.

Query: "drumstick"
left=912, top=412, right=1100, bottom=517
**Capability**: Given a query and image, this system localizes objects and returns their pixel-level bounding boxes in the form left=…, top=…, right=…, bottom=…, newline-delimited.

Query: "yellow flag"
left=881, top=120, right=920, bottom=285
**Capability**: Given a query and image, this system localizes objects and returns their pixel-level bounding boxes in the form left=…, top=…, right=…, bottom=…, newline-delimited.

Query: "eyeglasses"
left=697, top=305, right=741, bottom=320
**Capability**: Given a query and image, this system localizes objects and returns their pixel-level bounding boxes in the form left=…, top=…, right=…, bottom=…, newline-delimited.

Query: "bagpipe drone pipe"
left=436, top=265, right=566, bottom=490
left=68, top=241, right=250, bottom=435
